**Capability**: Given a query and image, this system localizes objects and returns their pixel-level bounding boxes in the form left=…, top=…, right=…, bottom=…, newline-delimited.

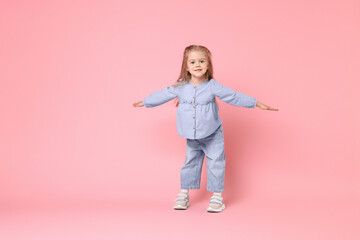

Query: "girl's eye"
left=200, top=60, right=205, bottom=63
left=190, top=62, right=195, bottom=64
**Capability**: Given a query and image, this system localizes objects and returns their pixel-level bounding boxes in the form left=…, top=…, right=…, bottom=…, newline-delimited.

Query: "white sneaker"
left=173, top=193, right=189, bottom=210
left=207, top=195, right=225, bottom=213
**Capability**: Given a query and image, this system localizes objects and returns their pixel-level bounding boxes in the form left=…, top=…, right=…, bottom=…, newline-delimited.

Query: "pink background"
left=1, top=0, right=359, bottom=239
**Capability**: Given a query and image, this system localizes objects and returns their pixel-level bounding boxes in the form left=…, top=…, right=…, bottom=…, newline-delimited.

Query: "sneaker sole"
left=207, top=203, right=225, bottom=213
left=174, top=202, right=189, bottom=210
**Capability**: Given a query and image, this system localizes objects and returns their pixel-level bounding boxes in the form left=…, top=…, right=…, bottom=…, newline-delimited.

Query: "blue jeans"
left=180, top=124, right=225, bottom=193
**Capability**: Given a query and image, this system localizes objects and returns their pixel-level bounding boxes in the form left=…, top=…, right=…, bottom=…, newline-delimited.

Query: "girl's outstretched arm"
left=256, top=101, right=278, bottom=111
left=133, top=101, right=144, bottom=107
left=139, top=86, right=177, bottom=108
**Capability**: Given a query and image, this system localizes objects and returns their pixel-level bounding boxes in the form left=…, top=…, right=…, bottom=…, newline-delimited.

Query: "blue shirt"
left=143, top=78, right=257, bottom=139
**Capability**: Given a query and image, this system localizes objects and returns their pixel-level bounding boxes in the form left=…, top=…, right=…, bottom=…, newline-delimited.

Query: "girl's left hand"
left=256, top=101, right=279, bottom=111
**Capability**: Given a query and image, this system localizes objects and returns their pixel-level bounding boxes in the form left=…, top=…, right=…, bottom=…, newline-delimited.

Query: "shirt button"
left=194, top=86, right=196, bottom=89
left=193, top=127, right=195, bottom=130
left=193, top=106, right=195, bottom=109
left=193, top=116, right=195, bottom=119
left=193, top=96, right=195, bottom=99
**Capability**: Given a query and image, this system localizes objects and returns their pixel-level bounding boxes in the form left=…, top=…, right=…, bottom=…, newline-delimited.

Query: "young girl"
left=133, top=45, right=278, bottom=213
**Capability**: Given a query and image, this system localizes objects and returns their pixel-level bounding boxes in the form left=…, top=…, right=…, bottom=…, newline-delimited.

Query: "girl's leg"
left=201, top=125, right=226, bottom=193
left=180, top=138, right=205, bottom=190
left=200, top=125, right=226, bottom=211
left=174, top=139, right=204, bottom=210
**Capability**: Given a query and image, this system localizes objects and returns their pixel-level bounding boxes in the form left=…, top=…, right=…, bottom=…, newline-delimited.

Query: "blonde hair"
left=173, top=45, right=219, bottom=108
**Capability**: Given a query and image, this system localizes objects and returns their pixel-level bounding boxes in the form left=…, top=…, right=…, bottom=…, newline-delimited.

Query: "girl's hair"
left=173, top=45, right=219, bottom=108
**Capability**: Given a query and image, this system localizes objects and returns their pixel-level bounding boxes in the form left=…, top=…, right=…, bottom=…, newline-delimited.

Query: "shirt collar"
left=188, top=79, right=211, bottom=88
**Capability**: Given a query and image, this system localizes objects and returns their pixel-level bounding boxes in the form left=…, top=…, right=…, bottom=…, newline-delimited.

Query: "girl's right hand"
left=133, top=101, right=144, bottom=107
left=256, top=101, right=278, bottom=111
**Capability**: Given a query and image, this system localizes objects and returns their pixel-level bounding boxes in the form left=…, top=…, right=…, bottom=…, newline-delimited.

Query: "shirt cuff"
left=252, top=99, right=258, bottom=108
left=143, top=99, right=149, bottom=108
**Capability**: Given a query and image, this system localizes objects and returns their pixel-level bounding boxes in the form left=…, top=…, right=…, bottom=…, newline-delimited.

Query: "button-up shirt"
left=143, top=78, right=257, bottom=139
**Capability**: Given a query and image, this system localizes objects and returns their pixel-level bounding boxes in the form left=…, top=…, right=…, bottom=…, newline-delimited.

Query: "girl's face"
left=186, top=51, right=209, bottom=80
